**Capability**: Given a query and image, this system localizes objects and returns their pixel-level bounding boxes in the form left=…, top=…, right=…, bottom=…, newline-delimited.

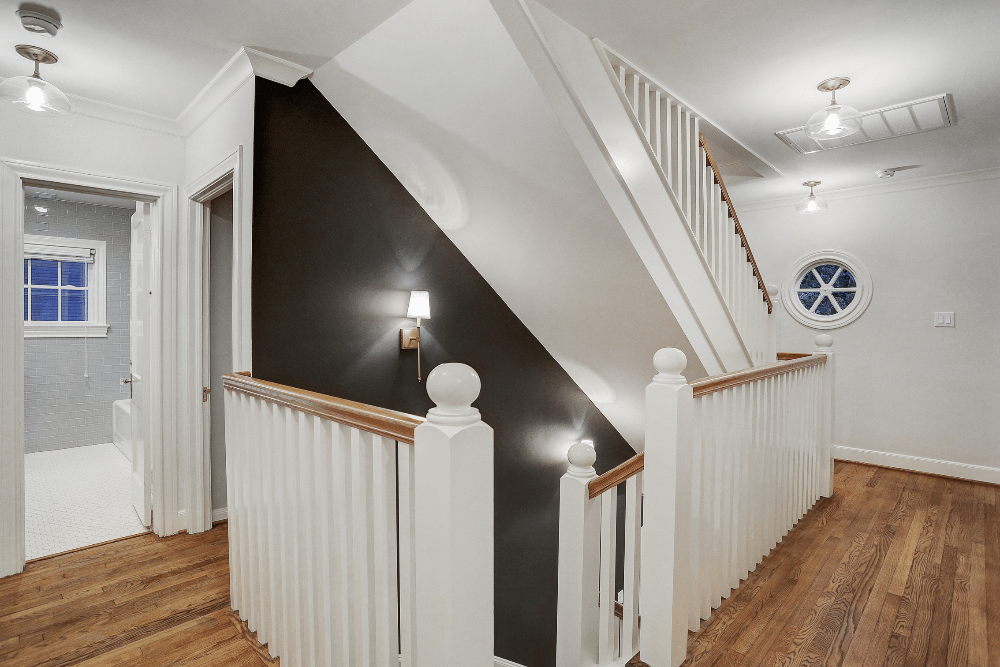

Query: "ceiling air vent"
left=775, top=94, right=956, bottom=154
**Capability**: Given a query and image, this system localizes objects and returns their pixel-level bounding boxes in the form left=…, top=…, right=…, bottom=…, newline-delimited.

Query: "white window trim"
left=781, top=249, right=873, bottom=330
left=23, top=234, right=109, bottom=338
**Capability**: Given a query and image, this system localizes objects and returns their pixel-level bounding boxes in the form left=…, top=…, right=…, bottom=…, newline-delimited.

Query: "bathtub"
left=112, top=398, right=132, bottom=463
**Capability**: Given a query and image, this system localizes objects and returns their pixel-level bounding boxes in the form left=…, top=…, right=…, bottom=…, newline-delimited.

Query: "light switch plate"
left=934, top=312, right=955, bottom=327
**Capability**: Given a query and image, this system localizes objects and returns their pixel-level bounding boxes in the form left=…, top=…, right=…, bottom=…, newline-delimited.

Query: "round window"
left=781, top=250, right=872, bottom=329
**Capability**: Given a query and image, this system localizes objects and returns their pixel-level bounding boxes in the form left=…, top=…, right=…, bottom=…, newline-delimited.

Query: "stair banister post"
left=641, top=348, right=694, bottom=667
left=556, top=441, right=601, bottom=667
left=766, top=284, right=780, bottom=364
left=814, top=335, right=835, bottom=497
left=414, top=363, right=494, bottom=667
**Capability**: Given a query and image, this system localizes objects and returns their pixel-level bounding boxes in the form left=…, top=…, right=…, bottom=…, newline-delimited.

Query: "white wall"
left=739, top=174, right=1000, bottom=480
left=0, top=103, right=185, bottom=185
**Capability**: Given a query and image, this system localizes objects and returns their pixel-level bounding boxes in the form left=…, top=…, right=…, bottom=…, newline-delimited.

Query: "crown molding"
left=737, top=166, right=1000, bottom=213
left=1, top=47, right=313, bottom=139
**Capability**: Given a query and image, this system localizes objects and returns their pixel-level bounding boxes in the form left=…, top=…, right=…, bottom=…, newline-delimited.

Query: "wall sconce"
left=401, top=290, right=430, bottom=381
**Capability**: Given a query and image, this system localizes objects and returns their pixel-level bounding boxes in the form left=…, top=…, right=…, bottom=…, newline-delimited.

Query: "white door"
left=130, top=203, right=152, bottom=526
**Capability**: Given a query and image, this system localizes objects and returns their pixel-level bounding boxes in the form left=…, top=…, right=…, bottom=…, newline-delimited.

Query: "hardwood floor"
left=0, top=524, right=276, bottom=667
left=681, top=461, right=996, bottom=667
left=0, top=462, right=993, bottom=667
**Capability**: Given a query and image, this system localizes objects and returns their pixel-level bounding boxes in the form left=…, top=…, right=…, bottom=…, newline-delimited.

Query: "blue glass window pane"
left=815, top=296, right=837, bottom=315
left=833, top=270, right=856, bottom=288
left=61, top=290, right=87, bottom=321
left=799, top=272, right=821, bottom=289
left=30, top=288, right=58, bottom=321
left=61, top=262, right=87, bottom=287
left=798, top=291, right=820, bottom=310
left=30, top=259, right=58, bottom=286
left=833, top=291, right=856, bottom=309
left=24, top=288, right=28, bottom=321
left=815, top=264, right=839, bottom=284
left=24, top=259, right=28, bottom=285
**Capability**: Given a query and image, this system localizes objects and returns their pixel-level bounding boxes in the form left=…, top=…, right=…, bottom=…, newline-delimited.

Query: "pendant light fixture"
left=805, top=77, right=861, bottom=141
left=0, top=45, right=71, bottom=116
left=796, top=181, right=828, bottom=214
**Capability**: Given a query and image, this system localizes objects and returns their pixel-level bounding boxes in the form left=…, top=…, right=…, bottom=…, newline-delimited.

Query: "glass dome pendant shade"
left=805, top=77, right=861, bottom=141
left=0, top=46, right=71, bottom=116
left=796, top=181, right=828, bottom=214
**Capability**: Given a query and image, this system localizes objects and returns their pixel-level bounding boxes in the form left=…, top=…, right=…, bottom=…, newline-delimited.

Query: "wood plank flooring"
left=0, top=524, right=276, bottom=667
left=680, top=461, right=996, bottom=667
left=0, top=462, right=993, bottom=666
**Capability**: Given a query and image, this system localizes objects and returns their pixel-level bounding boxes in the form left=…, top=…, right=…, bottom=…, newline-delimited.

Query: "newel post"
left=555, top=442, right=601, bottom=667
left=414, top=364, right=494, bottom=667
left=766, top=284, right=780, bottom=364
left=641, top=349, right=694, bottom=667
left=814, top=334, right=835, bottom=497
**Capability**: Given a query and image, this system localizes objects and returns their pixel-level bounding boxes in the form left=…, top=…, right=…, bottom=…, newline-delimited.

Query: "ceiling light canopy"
left=0, top=45, right=71, bottom=116
left=796, top=181, right=828, bottom=214
left=805, top=77, right=862, bottom=141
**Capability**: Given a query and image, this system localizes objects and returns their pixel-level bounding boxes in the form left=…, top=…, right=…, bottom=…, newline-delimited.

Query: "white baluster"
left=556, top=442, right=601, bottom=667
left=642, top=82, right=652, bottom=140
left=331, top=423, right=354, bottom=666
left=688, top=400, right=704, bottom=630
left=414, top=364, right=494, bottom=667
left=641, top=348, right=694, bottom=667
left=371, top=435, right=400, bottom=667
left=598, top=487, right=618, bottom=663
left=398, top=443, right=418, bottom=667
left=316, top=417, right=336, bottom=666
left=653, top=91, right=662, bottom=165
left=664, top=100, right=673, bottom=189
left=351, top=428, right=374, bottom=666
left=622, top=473, right=642, bottom=656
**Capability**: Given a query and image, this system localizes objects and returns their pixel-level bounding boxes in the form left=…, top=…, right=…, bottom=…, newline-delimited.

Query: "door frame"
left=185, top=147, right=251, bottom=527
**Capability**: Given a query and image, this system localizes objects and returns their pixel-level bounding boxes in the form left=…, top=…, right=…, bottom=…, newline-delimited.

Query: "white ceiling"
left=537, top=0, right=1000, bottom=204
left=0, top=0, right=410, bottom=118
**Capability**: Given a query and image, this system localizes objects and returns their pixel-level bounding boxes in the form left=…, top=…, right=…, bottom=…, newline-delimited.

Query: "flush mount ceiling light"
left=796, top=181, right=828, bottom=214
left=0, top=45, right=71, bottom=116
left=805, top=77, right=862, bottom=141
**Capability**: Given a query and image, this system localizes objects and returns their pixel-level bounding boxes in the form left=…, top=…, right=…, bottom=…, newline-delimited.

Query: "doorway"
left=21, top=186, right=150, bottom=559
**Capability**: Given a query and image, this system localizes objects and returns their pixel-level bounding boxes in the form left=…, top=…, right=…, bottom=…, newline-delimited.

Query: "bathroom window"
left=781, top=250, right=872, bottom=330
left=23, top=235, right=109, bottom=338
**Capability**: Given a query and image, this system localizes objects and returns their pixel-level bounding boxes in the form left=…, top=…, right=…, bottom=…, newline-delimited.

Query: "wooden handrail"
left=589, top=452, right=644, bottom=499
left=690, top=354, right=826, bottom=398
left=777, top=352, right=811, bottom=361
left=222, top=373, right=424, bottom=445
left=698, top=134, right=773, bottom=314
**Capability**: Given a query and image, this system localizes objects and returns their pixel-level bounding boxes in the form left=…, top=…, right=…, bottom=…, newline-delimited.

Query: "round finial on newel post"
left=426, top=363, right=482, bottom=426
left=567, top=440, right=597, bottom=478
left=814, top=334, right=834, bottom=353
left=766, top=284, right=779, bottom=298
left=652, top=348, right=687, bottom=385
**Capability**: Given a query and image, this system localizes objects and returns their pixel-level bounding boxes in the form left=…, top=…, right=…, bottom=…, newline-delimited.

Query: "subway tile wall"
left=24, top=195, right=134, bottom=453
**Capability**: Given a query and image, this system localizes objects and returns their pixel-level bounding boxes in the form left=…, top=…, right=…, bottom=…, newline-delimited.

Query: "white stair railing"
left=603, top=47, right=774, bottom=366
left=223, top=363, right=493, bottom=667
left=556, top=336, right=836, bottom=667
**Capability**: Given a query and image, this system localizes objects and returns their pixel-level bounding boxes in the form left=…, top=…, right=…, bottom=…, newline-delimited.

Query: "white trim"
left=781, top=250, right=872, bottom=330
left=738, top=166, right=1000, bottom=212
left=212, top=507, right=228, bottom=523
left=0, top=157, right=208, bottom=578
left=184, top=147, right=251, bottom=529
left=243, top=47, right=313, bottom=86
left=24, top=323, right=109, bottom=338
left=835, top=445, right=1000, bottom=485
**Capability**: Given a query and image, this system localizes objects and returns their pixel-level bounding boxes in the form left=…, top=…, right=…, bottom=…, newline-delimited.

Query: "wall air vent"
left=775, top=94, right=955, bottom=154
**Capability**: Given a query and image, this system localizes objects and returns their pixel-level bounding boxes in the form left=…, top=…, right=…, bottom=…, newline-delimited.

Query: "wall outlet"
left=934, top=312, right=955, bottom=327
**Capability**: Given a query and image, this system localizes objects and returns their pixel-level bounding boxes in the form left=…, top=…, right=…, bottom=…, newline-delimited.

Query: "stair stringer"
left=490, top=0, right=754, bottom=375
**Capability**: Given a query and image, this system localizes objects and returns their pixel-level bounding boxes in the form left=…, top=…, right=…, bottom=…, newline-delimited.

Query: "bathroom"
left=22, top=185, right=147, bottom=560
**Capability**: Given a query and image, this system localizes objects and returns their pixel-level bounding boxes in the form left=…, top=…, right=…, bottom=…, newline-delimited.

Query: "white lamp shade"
left=796, top=194, right=829, bottom=214
left=0, top=75, right=70, bottom=116
left=406, top=290, right=430, bottom=320
left=805, top=103, right=862, bottom=140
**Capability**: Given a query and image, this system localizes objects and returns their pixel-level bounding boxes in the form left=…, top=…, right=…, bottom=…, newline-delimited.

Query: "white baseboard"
left=495, top=657, right=528, bottom=667
left=835, top=445, right=1000, bottom=485
left=212, top=507, right=228, bottom=523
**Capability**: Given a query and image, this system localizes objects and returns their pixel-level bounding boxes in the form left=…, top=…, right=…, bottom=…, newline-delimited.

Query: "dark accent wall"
left=252, top=78, right=636, bottom=667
